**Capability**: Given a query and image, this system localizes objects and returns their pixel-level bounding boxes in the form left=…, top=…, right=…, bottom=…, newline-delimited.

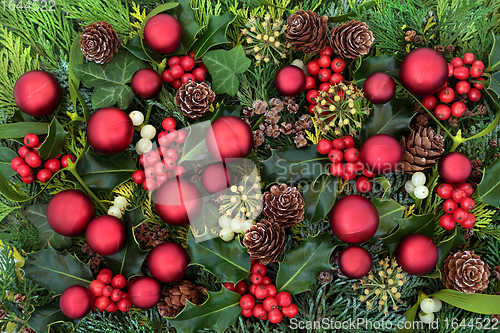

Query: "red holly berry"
left=468, top=88, right=481, bottom=102
left=235, top=281, right=248, bottom=296
left=460, top=197, right=475, bottom=210
left=61, top=155, right=76, bottom=168
left=317, top=55, right=331, bottom=68
left=306, top=89, right=319, bottom=103
left=142, top=178, right=156, bottom=191
left=328, top=149, right=343, bottom=163
left=21, top=173, right=35, bottom=184
left=162, top=69, right=175, bottom=83
left=240, top=294, right=256, bottom=310
left=422, top=95, right=437, bottom=110
left=97, top=272, right=112, bottom=285
left=94, top=296, right=111, bottom=312
left=437, top=183, right=454, bottom=199
left=251, top=263, right=267, bottom=276
left=90, top=280, right=105, bottom=297
left=254, top=285, right=268, bottom=299
left=363, top=168, right=376, bottom=178
left=17, top=164, right=31, bottom=178
left=249, top=284, right=256, bottom=295
left=268, top=308, right=283, bottom=323
left=448, top=64, right=454, bottom=77
left=10, top=157, right=25, bottom=172
left=172, top=165, right=186, bottom=178
left=344, top=148, right=359, bottom=162
left=223, top=282, right=236, bottom=292
left=450, top=57, right=463, bottom=67
left=319, top=82, right=331, bottom=93
left=451, top=101, right=466, bottom=118
left=472, top=60, right=485, bottom=70
left=263, top=297, right=278, bottom=312
left=275, top=291, right=292, bottom=307
left=458, top=183, right=474, bottom=196
left=330, top=162, right=344, bottom=177
left=180, top=57, right=195, bottom=72
left=282, top=304, right=299, bottom=318
left=111, top=275, right=126, bottom=289
left=331, top=58, right=346, bottom=73
left=443, top=199, right=458, bottom=214
left=24, top=133, right=39, bottom=148
left=44, top=159, right=61, bottom=174
left=452, top=189, right=466, bottom=203
left=472, top=78, right=485, bottom=90
left=319, top=46, right=334, bottom=57
left=434, top=104, right=451, bottom=120
left=168, top=57, right=180, bottom=67
left=117, top=298, right=131, bottom=312
left=307, top=60, right=320, bottom=75
left=265, top=284, right=277, bottom=297
left=172, top=79, right=182, bottom=89
left=356, top=176, right=372, bottom=193
left=461, top=213, right=476, bottom=229
left=25, top=152, right=41, bottom=168
left=318, top=68, right=331, bottom=82
left=36, top=169, right=52, bottom=183
left=241, top=308, right=253, bottom=317
left=132, top=170, right=145, bottom=184
left=251, top=274, right=263, bottom=285
left=305, top=76, right=316, bottom=90
left=455, top=81, right=471, bottom=95
left=261, top=276, right=272, bottom=286
left=111, top=289, right=123, bottom=302
left=317, top=139, right=333, bottom=155
left=462, top=53, right=475, bottom=65
left=453, top=66, right=469, bottom=80
left=18, top=146, right=31, bottom=159
left=252, top=304, right=267, bottom=320
left=181, top=73, right=196, bottom=84
left=329, top=73, right=343, bottom=84
left=439, top=87, right=455, bottom=104
left=169, top=64, right=184, bottom=79
left=470, top=66, right=483, bottom=78
left=342, top=136, right=355, bottom=148
left=453, top=207, right=469, bottom=223
left=439, top=214, right=456, bottom=231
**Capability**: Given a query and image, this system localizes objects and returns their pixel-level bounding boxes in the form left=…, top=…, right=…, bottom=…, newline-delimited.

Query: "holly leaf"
left=353, top=53, right=400, bottom=86
left=27, top=304, right=79, bottom=333
left=169, top=288, right=240, bottom=333
left=166, top=0, right=203, bottom=55
left=478, top=157, right=500, bottom=207
left=124, top=36, right=163, bottom=63
left=24, top=204, right=72, bottom=250
left=190, top=203, right=220, bottom=236
left=487, top=71, right=500, bottom=99
left=36, top=118, right=68, bottom=160
left=382, top=214, right=435, bottom=253
left=436, top=228, right=465, bottom=269
left=487, top=33, right=500, bottom=72
left=202, top=45, right=251, bottom=96
left=302, top=175, right=337, bottom=224
left=193, top=12, right=235, bottom=59
left=0, top=122, right=48, bottom=139
left=0, top=147, right=18, bottom=179
left=371, top=198, right=404, bottom=239
left=276, top=233, right=334, bottom=295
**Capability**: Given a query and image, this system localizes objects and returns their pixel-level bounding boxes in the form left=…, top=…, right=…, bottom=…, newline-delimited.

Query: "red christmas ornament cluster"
left=438, top=182, right=476, bottom=230
left=362, top=72, right=396, bottom=105
left=59, top=285, right=93, bottom=319
left=131, top=68, right=163, bottom=99
left=128, top=276, right=162, bottom=309
left=162, top=52, right=210, bottom=90
left=360, top=134, right=403, bottom=175
left=14, top=70, right=62, bottom=117
left=88, top=268, right=132, bottom=313
left=438, top=152, right=472, bottom=184
left=85, top=215, right=127, bottom=256
left=87, top=107, right=134, bottom=155
left=338, top=246, right=372, bottom=279
left=147, top=242, right=190, bottom=283
left=396, top=234, right=438, bottom=276
left=206, top=116, right=253, bottom=163
left=143, top=14, right=183, bottom=54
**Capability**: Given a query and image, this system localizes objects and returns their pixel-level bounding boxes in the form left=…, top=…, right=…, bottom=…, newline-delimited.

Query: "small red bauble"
left=329, top=195, right=379, bottom=244
left=147, top=241, right=189, bottom=283
left=59, top=285, right=93, bottom=319
left=363, top=72, right=396, bottom=104
left=359, top=134, right=402, bottom=175
left=87, top=107, right=134, bottom=154
left=128, top=276, right=162, bottom=309
left=85, top=215, right=127, bottom=256
left=206, top=116, right=253, bottom=163
left=14, top=70, right=62, bottom=117
left=131, top=68, right=163, bottom=99
left=201, top=162, right=234, bottom=193
left=438, top=152, right=472, bottom=184
left=274, top=65, right=306, bottom=96
left=396, top=234, right=438, bottom=276
left=338, top=246, right=372, bottom=278
left=143, top=14, right=183, bottom=54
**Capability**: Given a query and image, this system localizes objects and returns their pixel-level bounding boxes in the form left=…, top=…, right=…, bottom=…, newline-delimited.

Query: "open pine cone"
left=79, top=21, right=119, bottom=64
left=175, top=81, right=215, bottom=120
left=243, top=219, right=285, bottom=265
left=157, top=280, right=207, bottom=318
left=442, top=251, right=490, bottom=294
left=400, top=127, right=444, bottom=173
left=262, top=184, right=304, bottom=228
left=285, top=10, right=328, bottom=54
left=329, top=20, right=374, bottom=59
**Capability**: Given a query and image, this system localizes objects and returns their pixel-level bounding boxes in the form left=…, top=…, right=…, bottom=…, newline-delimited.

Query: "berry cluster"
left=404, top=172, right=429, bottom=199
left=162, top=52, right=208, bottom=89
left=89, top=268, right=131, bottom=313
left=10, top=133, right=74, bottom=184
left=438, top=182, right=476, bottom=230
left=419, top=297, right=442, bottom=324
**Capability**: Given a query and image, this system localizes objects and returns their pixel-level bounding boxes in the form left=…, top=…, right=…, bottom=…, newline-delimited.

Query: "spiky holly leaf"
left=27, top=304, right=80, bottom=333
left=478, top=157, right=500, bottom=207
left=436, top=227, right=465, bottom=269
left=382, top=214, right=435, bottom=253
left=36, top=118, right=68, bottom=160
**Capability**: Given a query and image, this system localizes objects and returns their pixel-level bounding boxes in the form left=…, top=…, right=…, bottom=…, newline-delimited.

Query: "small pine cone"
left=243, top=107, right=255, bottom=118
left=295, top=114, right=313, bottom=131
left=175, top=81, right=215, bottom=120
left=413, top=35, right=423, bottom=44
left=400, top=127, right=444, bottom=173
left=448, top=117, right=458, bottom=128
left=262, top=184, right=305, bottom=227
left=446, top=45, right=455, bottom=53
left=253, top=100, right=268, bottom=115
left=253, top=130, right=265, bottom=147
left=411, top=114, right=431, bottom=130
left=194, top=164, right=204, bottom=174
left=22, top=328, right=35, bottom=333
left=158, top=280, right=207, bottom=318
left=243, top=219, right=285, bottom=265
left=463, top=228, right=474, bottom=240
left=146, top=225, right=170, bottom=248
left=264, top=109, right=281, bottom=125
left=285, top=10, right=328, bottom=54
left=471, top=159, right=482, bottom=170
left=294, top=131, right=307, bottom=148
left=442, top=251, right=490, bottom=294
left=434, top=45, right=445, bottom=53
left=492, top=266, right=500, bottom=280
left=404, top=30, right=416, bottom=41
left=14, top=294, right=25, bottom=303
left=264, top=124, right=280, bottom=138
left=470, top=169, right=483, bottom=183
left=79, top=21, right=119, bottom=64
left=269, top=98, right=284, bottom=112
left=0, top=309, right=6, bottom=320
left=490, top=139, right=498, bottom=148
left=82, top=244, right=94, bottom=255
left=477, top=105, right=487, bottom=115
left=280, top=122, right=293, bottom=135
left=89, top=256, right=102, bottom=273
left=285, top=97, right=299, bottom=114
left=330, top=20, right=374, bottom=59
left=318, top=270, right=334, bottom=284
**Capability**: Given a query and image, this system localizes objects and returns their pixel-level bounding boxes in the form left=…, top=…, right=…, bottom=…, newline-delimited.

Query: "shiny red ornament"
left=128, top=276, right=161, bottom=309
left=143, top=14, right=183, bottom=54
left=59, top=285, right=93, bottom=319
left=14, top=70, right=62, bottom=117
left=201, top=162, right=234, bottom=193
left=85, top=215, right=127, bottom=256
left=438, top=152, right=472, bottom=184
left=399, top=48, right=448, bottom=96
left=148, top=242, right=189, bottom=283
left=87, top=107, right=134, bottom=154
left=47, top=189, right=95, bottom=237
left=360, top=134, right=402, bottom=175
left=131, top=68, right=163, bottom=99
left=274, top=65, right=306, bottom=96
left=206, top=116, right=253, bottom=163
left=396, top=234, right=438, bottom=276
left=338, top=246, right=372, bottom=278
left=329, top=195, right=379, bottom=244
left=362, top=72, right=396, bottom=104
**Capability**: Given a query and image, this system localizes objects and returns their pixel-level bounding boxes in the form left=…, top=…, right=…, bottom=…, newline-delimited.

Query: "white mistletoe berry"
left=108, top=206, right=122, bottom=219
left=230, top=218, right=243, bottom=233
left=411, top=172, right=426, bottom=186
left=220, top=227, right=234, bottom=242
left=137, top=138, right=152, bottom=154
left=219, top=216, right=231, bottom=229
left=414, top=185, right=429, bottom=199
left=114, top=196, right=127, bottom=210
left=129, top=111, right=144, bottom=126
left=419, top=311, right=435, bottom=324
left=404, top=180, right=416, bottom=193
left=140, top=124, right=156, bottom=140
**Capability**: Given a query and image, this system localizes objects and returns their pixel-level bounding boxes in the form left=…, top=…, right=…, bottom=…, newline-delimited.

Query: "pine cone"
left=253, top=130, right=265, bottom=146
left=157, top=280, right=207, bottom=318
left=492, top=266, right=500, bottom=280
left=285, top=10, right=328, bottom=54
left=442, top=251, right=490, bottom=294
left=0, top=309, right=6, bottom=320
left=294, top=131, right=307, bottom=148
left=175, top=81, right=215, bottom=120
left=285, top=97, right=299, bottom=114
left=269, top=98, right=284, bottom=112
left=262, top=184, right=305, bottom=227
left=88, top=256, right=102, bottom=273
left=243, top=107, right=255, bottom=118
left=280, top=122, right=293, bottom=135
left=79, top=21, right=119, bottom=64
left=330, top=20, right=374, bottom=59
left=243, top=219, right=285, bottom=265
left=294, top=114, right=313, bottom=131
left=253, top=100, right=268, bottom=115
left=400, top=127, right=444, bottom=173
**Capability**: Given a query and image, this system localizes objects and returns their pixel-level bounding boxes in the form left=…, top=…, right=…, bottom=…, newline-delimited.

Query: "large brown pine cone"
left=400, top=127, right=444, bottom=173
left=285, top=10, right=328, bottom=54
left=157, top=280, right=207, bottom=318
left=243, top=219, right=285, bottom=265
left=329, top=20, right=374, bottom=59
left=79, top=21, right=119, bottom=64
left=175, top=81, right=216, bottom=120
left=442, top=251, right=490, bottom=294
left=262, top=184, right=304, bottom=227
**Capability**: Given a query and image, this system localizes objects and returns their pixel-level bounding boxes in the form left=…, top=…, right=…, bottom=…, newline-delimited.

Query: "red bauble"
left=131, top=68, right=163, bottom=99
left=154, top=177, right=203, bottom=226
left=201, top=162, right=234, bottom=193
left=438, top=152, right=472, bottom=184
left=87, top=107, right=134, bottom=154
left=148, top=242, right=189, bottom=283
left=329, top=195, right=379, bottom=244
left=143, top=14, right=183, bottom=54
left=274, top=65, right=306, bottom=96
left=59, top=285, right=93, bottom=319
left=362, top=72, right=396, bottom=104
left=47, top=189, right=95, bottom=237
left=360, top=134, right=402, bottom=175
left=85, top=215, right=127, bottom=256
left=206, top=116, right=253, bottom=163
left=399, top=48, right=448, bottom=96
left=338, top=246, right=372, bottom=278
left=396, top=234, right=438, bottom=276
left=128, top=276, right=161, bottom=309
left=14, top=70, right=62, bottom=117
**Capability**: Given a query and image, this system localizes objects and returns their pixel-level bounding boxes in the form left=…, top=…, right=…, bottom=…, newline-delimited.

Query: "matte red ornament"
left=274, top=65, right=306, bottom=96
left=438, top=152, right=472, bottom=184
left=201, top=162, right=234, bottom=193
left=205, top=116, right=253, bottom=163
left=128, top=276, right=161, bottom=309
left=59, top=285, right=93, bottom=319
left=131, top=68, right=163, bottom=99
left=148, top=242, right=189, bottom=283
left=396, top=234, right=438, bottom=276
left=47, top=189, right=95, bottom=237
left=363, top=72, right=396, bottom=104
left=143, top=14, right=183, bottom=54
left=87, top=107, right=134, bottom=154
left=329, top=195, right=379, bottom=244
left=399, top=48, right=448, bottom=96
left=85, top=215, right=127, bottom=256
left=338, top=246, right=372, bottom=278
left=14, top=70, right=62, bottom=117
left=154, top=177, right=203, bottom=226
left=360, top=134, right=402, bottom=175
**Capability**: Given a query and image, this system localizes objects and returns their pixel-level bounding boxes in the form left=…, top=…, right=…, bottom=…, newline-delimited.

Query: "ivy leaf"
left=0, top=147, right=18, bottom=179
left=382, top=214, right=435, bottom=253
left=353, top=53, right=400, bottom=86
left=202, top=45, right=251, bottom=96
left=91, top=85, right=135, bottom=110
left=166, top=0, right=203, bottom=55
left=27, top=304, right=79, bottom=333
left=178, top=120, right=211, bottom=164
left=276, top=233, right=334, bottom=295
left=24, top=204, right=72, bottom=250
left=371, top=198, right=404, bottom=239
left=487, top=33, right=500, bottom=72
left=478, top=157, right=500, bottom=207
left=436, top=228, right=465, bottom=269
left=0, top=122, right=48, bottom=139
left=302, top=175, right=337, bottom=224
left=190, top=203, right=220, bottom=236
left=430, top=289, right=500, bottom=314
left=36, top=118, right=68, bottom=160
left=193, top=12, right=235, bottom=59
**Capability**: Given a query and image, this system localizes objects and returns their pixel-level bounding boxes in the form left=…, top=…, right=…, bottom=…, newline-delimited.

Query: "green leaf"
left=430, top=289, right=500, bottom=314
left=166, top=0, right=203, bottom=55
left=487, top=72, right=500, bottom=99
left=124, top=35, right=163, bottom=63
left=478, top=157, right=500, bottom=207
left=353, top=53, right=400, bottom=86
left=27, top=304, right=78, bottom=333
left=436, top=228, right=465, bottom=269
left=0, top=202, right=21, bottom=222
left=276, top=233, right=334, bottom=295
left=0, top=172, right=27, bottom=201
left=0, top=122, right=48, bottom=139
left=254, top=0, right=290, bottom=12
left=382, top=214, right=435, bottom=253
left=397, top=303, right=419, bottom=333
left=91, top=84, right=135, bottom=110
left=0, top=147, right=18, bottom=179
left=169, top=288, right=240, bottom=333
left=302, top=175, right=337, bottom=224
left=36, top=118, right=68, bottom=160
left=190, top=203, right=220, bottom=236
left=187, top=228, right=250, bottom=284
left=24, top=204, right=72, bottom=250
left=371, top=199, right=404, bottom=239
left=328, top=0, right=376, bottom=22
left=486, top=33, right=500, bottom=72
left=69, top=35, right=84, bottom=112
left=193, top=12, right=235, bottom=59
left=178, top=121, right=211, bottom=164
left=140, top=2, right=179, bottom=37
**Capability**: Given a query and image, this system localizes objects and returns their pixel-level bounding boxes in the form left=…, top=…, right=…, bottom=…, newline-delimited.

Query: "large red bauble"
left=399, top=48, right=448, bottom=96
left=59, top=285, right=93, bottom=319
left=47, top=189, right=95, bottom=237
left=131, top=68, right=163, bottom=99
left=206, top=116, right=253, bottom=163
left=363, top=72, right=396, bottom=104
left=201, top=162, right=234, bottom=193
left=87, top=107, right=134, bottom=154
left=143, top=14, right=183, bottom=54
left=338, top=246, right=372, bottom=278
left=360, top=134, right=402, bottom=175
left=128, top=276, right=161, bottom=309
left=148, top=242, right=190, bottom=283
left=438, top=152, right=472, bottom=184
left=154, top=177, right=203, bottom=226
left=14, top=70, right=62, bottom=117
left=85, top=215, right=127, bottom=256
left=329, top=195, right=379, bottom=244
left=275, top=65, right=306, bottom=96
left=396, top=234, right=438, bottom=276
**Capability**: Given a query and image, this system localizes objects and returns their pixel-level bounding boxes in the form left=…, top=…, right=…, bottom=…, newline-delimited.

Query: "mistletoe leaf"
left=478, top=157, right=500, bottom=207
left=430, top=289, right=500, bottom=314
left=436, top=228, right=465, bottom=269
left=382, top=214, right=435, bottom=253
left=36, top=118, right=68, bottom=160
left=0, top=147, right=18, bottom=179
left=24, top=204, right=72, bottom=250
left=353, top=53, right=400, bottom=86
left=193, top=12, right=235, bottom=59
left=27, top=304, right=79, bottom=333
left=0, top=122, right=48, bottom=139
left=371, top=198, right=404, bottom=239
left=303, top=175, right=337, bottom=224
